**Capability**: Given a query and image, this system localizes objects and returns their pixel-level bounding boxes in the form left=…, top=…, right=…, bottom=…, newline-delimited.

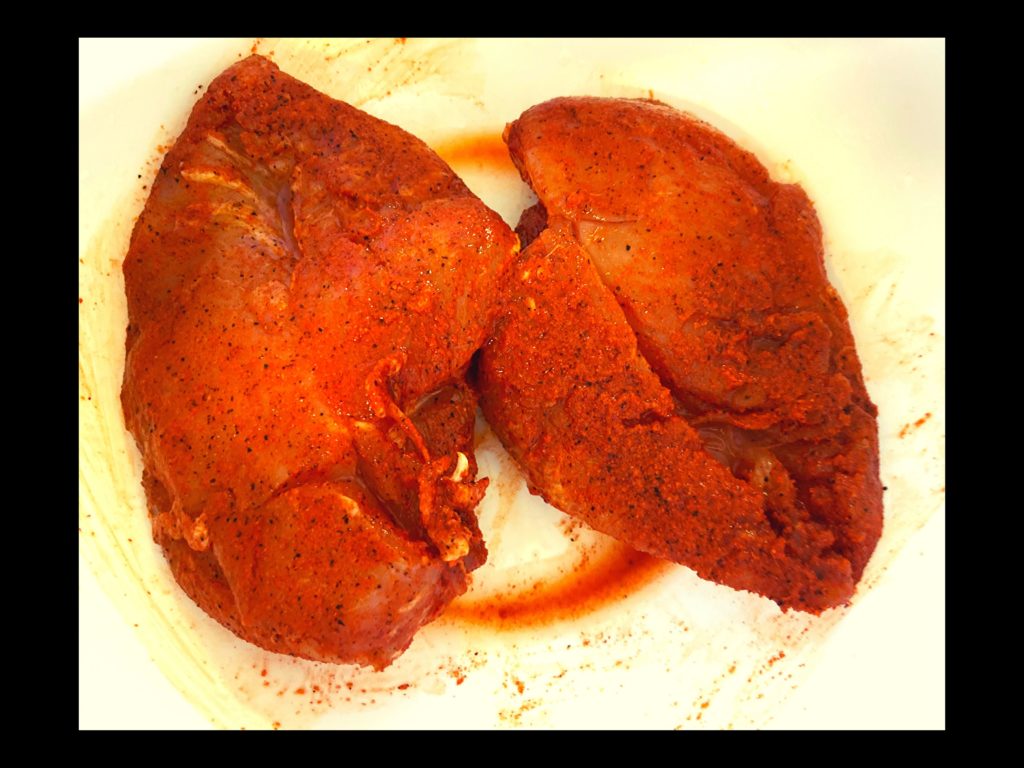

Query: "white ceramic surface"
left=80, top=38, right=945, bottom=730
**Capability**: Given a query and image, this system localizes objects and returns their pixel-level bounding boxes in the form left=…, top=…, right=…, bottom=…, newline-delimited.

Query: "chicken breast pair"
left=121, top=56, right=882, bottom=668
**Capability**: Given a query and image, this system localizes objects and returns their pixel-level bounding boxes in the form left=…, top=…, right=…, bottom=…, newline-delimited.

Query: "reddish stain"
left=899, top=411, right=933, bottom=438
left=445, top=541, right=671, bottom=628
left=434, top=132, right=519, bottom=175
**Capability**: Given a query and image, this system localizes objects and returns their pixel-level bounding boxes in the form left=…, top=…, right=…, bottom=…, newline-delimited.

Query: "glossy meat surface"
left=479, top=97, right=882, bottom=612
left=121, top=56, right=517, bottom=667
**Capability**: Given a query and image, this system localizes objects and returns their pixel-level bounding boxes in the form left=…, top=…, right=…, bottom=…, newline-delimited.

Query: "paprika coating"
left=121, top=55, right=518, bottom=667
left=477, top=97, right=883, bottom=612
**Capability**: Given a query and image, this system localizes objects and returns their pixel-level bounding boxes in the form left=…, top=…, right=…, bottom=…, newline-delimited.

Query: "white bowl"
left=80, top=37, right=945, bottom=730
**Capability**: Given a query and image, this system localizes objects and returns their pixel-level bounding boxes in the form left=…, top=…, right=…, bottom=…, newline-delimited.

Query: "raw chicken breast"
left=478, top=97, right=882, bottom=612
left=122, top=55, right=518, bottom=667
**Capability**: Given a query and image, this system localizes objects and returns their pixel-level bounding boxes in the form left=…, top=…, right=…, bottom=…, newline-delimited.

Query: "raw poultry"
left=478, top=97, right=882, bottom=612
left=121, top=55, right=518, bottom=667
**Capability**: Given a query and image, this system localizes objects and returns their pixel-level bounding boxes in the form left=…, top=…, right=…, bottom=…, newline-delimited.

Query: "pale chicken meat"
left=478, top=97, right=882, bottom=612
left=121, top=55, right=517, bottom=667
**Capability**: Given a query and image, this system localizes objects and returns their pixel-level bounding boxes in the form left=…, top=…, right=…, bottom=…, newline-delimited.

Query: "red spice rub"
left=478, top=97, right=882, bottom=611
left=121, top=56, right=517, bottom=667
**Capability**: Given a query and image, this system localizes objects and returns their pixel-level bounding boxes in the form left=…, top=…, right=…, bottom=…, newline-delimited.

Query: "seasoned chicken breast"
left=121, top=55, right=518, bottom=667
left=478, top=97, right=882, bottom=612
